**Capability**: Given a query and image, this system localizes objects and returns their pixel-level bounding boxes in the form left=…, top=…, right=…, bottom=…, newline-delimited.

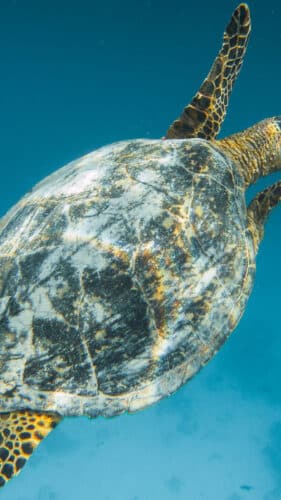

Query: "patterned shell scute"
left=0, top=139, right=254, bottom=417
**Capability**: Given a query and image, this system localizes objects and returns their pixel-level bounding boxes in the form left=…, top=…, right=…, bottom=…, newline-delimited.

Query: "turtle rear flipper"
left=0, top=410, right=61, bottom=487
left=247, top=182, right=281, bottom=254
left=165, top=3, right=251, bottom=140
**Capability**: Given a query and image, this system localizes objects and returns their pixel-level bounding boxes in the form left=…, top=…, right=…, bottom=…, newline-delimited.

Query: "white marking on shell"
left=28, top=141, right=133, bottom=200
left=30, top=286, right=59, bottom=319
left=157, top=155, right=173, bottom=166
left=0, top=296, right=10, bottom=315
left=62, top=179, right=164, bottom=250
left=128, top=385, right=159, bottom=413
left=92, top=302, right=106, bottom=323
left=63, top=214, right=111, bottom=245
left=33, top=157, right=109, bottom=198
left=70, top=246, right=108, bottom=274
left=108, top=182, right=163, bottom=223
left=125, top=356, right=150, bottom=374
left=153, top=147, right=179, bottom=168
left=152, top=321, right=193, bottom=361
left=152, top=337, right=171, bottom=358
left=2, top=206, right=39, bottom=255
left=192, top=266, right=218, bottom=296
left=8, top=306, right=33, bottom=334
left=131, top=190, right=163, bottom=225
left=137, top=168, right=161, bottom=184
left=37, top=248, right=63, bottom=282
left=51, top=391, right=77, bottom=412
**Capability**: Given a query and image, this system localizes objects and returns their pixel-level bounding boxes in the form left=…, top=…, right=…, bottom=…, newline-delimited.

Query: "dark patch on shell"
left=23, top=318, right=93, bottom=393
left=82, top=261, right=154, bottom=395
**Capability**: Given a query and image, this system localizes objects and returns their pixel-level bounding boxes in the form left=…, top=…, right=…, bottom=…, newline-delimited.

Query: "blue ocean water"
left=1, top=0, right=281, bottom=498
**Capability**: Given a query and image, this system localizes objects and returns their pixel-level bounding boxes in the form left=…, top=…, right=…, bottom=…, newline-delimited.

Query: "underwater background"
left=0, top=0, right=281, bottom=498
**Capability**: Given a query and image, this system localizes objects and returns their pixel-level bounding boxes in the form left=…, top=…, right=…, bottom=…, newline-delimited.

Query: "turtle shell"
left=0, top=139, right=255, bottom=417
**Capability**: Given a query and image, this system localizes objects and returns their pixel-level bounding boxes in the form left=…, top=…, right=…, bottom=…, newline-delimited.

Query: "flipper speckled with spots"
left=165, top=4, right=251, bottom=139
left=0, top=411, right=61, bottom=487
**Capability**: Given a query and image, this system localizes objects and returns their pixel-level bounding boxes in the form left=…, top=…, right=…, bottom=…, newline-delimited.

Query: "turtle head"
left=216, top=117, right=281, bottom=187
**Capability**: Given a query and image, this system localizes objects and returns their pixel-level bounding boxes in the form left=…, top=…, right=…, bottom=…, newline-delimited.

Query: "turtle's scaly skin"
left=0, top=410, right=61, bottom=487
left=166, top=3, right=251, bottom=140
left=0, top=138, right=255, bottom=417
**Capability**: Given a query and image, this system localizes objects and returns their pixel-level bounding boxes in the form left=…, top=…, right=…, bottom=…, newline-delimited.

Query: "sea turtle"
left=0, top=3, right=280, bottom=488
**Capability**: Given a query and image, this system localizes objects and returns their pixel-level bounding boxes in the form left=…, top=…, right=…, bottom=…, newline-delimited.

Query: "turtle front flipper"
left=0, top=410, right=61, bottom=487
left=165, top=4, right=251, bottom=140
left=247, top=181, right=281, bottom=254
